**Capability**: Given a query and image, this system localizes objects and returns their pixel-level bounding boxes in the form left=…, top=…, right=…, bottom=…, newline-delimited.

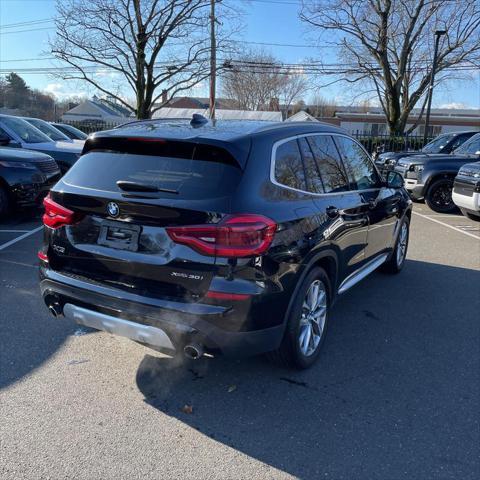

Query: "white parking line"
left=0, top=226, right=43, bottom=251
left=0, top=229, right=31, bottom=233
left=413, top=211, right=479, bottom=240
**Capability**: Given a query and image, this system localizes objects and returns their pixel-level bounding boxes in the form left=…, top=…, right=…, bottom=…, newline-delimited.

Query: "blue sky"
left=1, top=0, right=479, bottom=109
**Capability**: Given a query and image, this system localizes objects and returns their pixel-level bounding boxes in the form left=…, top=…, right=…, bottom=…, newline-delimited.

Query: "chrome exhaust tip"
left=48, top=302, right=63, bottom=318
left=183, top=343, right=204, bottom=360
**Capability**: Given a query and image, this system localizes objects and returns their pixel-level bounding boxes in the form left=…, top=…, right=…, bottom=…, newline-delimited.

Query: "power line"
left=0, top=26, right=54, bottom=35
left=0, top=18, right=53, bottom=29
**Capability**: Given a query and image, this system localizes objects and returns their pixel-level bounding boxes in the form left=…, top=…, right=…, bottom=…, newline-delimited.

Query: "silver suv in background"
left=23, top=117, right=84, bottom=145
left=0, top=115, right=83, bottom=173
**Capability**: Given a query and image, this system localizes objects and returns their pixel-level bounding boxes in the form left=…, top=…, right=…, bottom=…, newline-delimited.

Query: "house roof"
left=164, top=96, right=240, bottom=110
left=153, top=107, right=282, bottom=121
left=286, top=111, right=319, bottom=122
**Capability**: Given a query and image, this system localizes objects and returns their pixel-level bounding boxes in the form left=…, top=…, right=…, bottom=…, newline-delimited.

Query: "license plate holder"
left=97, top=220, right=141, bottom=252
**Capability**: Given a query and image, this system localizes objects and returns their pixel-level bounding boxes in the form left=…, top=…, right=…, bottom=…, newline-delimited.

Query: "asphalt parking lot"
left=0, top=205, right=479, bottom=480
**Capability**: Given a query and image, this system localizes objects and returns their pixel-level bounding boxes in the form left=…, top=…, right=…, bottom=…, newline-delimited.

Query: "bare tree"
left=278, top=73, right=309, bottom=118
left=301, top=0, right=480, bottom=133
left=309, top=94, right=336, bottom=117
left=222, top=51, right=309, bottom=115
left=50, top=0, right=237, bottom=119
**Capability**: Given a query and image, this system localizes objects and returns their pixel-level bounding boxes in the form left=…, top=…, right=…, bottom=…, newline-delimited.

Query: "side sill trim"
left=338, top=253, right=388, bottom=294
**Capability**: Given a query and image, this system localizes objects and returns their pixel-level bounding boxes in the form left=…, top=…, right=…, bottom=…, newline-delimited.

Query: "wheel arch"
left=424, top=171, right=456, bottom=192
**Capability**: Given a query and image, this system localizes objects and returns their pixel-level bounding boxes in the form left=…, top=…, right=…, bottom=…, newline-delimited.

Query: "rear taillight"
left=37, top=251, right=49, bottom=263
left=42, top=194, right=83, bottom=229
left=166, top=214, right=276, bottom=257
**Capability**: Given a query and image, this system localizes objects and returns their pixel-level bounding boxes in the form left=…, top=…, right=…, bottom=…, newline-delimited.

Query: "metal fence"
left=64, top=121, right=430, bottom=155
left=63, top=120, right=124, bottom=135
left=352, top=132, right=430, bottom=154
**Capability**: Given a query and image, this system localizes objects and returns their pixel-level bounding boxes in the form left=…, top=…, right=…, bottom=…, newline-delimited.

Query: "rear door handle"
left=326, top=206, right=339, bottom=219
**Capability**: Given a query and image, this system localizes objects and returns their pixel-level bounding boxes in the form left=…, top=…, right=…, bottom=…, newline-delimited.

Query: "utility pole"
left=423, top=29, right=447, bottom=144
left=209, top=0, right=216, bottom=120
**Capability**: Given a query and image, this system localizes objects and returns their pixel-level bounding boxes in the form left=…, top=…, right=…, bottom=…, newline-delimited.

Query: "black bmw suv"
left=39, top=118, right=411, bottom=369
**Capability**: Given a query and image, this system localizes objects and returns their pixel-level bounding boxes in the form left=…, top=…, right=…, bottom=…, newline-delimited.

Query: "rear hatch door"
left=48, top=136, right=246, bottom=300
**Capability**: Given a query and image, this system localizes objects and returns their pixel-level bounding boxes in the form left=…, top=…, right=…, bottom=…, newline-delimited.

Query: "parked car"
left=375, top=131, right=477, bottom=173
left=51, top=123, right=88, bottom=141
left=0, top=115, right=83, bottom=173
left=22, top=117, right=85, bottom=147
left=0, top=147, right=60, bottom=217
left=23, top=117, right=76, bottom=143
left=452, top=161, right=480, bottom=220
left=39, top=118, right=411, bottom=369
left=395, top=133, right=480, bottom=213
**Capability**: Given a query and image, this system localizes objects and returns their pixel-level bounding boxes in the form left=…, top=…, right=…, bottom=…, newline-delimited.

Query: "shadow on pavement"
left=136, top=259, right=479, bottom=479
left=0, top=207, right=98, bottom=389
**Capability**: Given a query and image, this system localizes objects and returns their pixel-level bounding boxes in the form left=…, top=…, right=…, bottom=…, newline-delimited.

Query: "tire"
left=460, top=208, right=480, bottom=221
left=0, top=185, right=10, bottom=218
left=381, top=216, right=409, bottom=274
left=267, top=267, right=331, bottom=369
left=425, top=178, right=456, bottom=213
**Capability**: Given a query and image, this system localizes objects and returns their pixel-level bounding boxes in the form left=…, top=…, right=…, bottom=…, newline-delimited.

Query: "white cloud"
left=438, top=102, right=474, bottom=110
left=44, top=83, right=88, bottom=100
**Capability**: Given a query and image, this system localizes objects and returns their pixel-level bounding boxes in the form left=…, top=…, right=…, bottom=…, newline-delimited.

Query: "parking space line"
left=412, top=211, right=479, bottom=240
left=0, top=229, right=32, bottom=233
left=0, top=226, right=43, bottom=251
left=423, top=214, right=465, bottom=219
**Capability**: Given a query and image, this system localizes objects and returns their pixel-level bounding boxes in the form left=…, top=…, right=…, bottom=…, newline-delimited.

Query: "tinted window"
left=449, top=133, right=473, bottom=151
left=274, top=139, right=307, bottom=191
left=454, top=134, right=480, bottom=155
left=308, top=135, right=350, bottom=193
left=298, top=137, right=324, bottom=193
left=334, top=136, right=381, bottom=190
left=27, top=119, right=70, bottom=142
left=63, top=148, right=241, bottom=200
left=0, top=116, right=51, bottom=144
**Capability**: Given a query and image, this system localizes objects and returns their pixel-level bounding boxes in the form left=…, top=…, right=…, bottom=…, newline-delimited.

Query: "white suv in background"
left=453, top=161, right=480, bottom=220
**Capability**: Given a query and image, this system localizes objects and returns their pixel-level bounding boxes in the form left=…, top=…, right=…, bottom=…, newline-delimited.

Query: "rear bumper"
left=39, top=268, right=284, bottom=357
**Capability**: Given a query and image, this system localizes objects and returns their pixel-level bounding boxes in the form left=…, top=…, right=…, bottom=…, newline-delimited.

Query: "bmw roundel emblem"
left=107, top=202, right=120, bottom=218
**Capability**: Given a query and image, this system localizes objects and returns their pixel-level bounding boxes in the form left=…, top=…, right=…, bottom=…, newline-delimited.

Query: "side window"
left=334, top=136, right=381, bottom=190
left=298, top=137, right=324, bottom=194
left=450, top=133, right=472, bottom=151
left=274, top=139, right=307, bottom=191
left=307, top=135, right=349, bottom=193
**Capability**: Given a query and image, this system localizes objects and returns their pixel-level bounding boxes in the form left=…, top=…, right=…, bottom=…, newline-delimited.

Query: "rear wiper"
left=116, top=180, right=178, bottom=194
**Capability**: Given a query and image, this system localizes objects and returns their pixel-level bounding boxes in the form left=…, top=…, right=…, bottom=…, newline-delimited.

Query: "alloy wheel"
left=431, top=182, right=453, bottom=209
left=299, top=280, right=327, bottom=356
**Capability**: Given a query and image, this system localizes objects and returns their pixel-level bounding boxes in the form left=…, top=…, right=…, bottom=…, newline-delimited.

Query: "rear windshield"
left=63, top=150, right=242, bottom=200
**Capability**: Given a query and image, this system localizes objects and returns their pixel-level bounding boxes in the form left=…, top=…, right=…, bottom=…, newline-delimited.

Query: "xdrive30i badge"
left=107, top=202, right=120, bottom=218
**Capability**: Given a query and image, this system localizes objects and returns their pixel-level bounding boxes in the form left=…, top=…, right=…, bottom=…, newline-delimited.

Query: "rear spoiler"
left=81, top=135, right=250, bottom=169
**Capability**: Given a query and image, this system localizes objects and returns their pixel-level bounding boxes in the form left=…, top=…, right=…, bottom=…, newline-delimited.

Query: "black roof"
left=98, top=118, right=345, bottom=143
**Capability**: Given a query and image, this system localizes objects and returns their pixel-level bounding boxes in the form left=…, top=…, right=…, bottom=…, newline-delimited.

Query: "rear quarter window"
left=274, top=139, right=307, bottom=191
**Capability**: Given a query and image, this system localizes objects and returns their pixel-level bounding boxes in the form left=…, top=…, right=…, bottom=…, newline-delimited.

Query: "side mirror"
left=0, top=133, right=10, bottom=146
left=386, top=170, right=404, bottom=189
